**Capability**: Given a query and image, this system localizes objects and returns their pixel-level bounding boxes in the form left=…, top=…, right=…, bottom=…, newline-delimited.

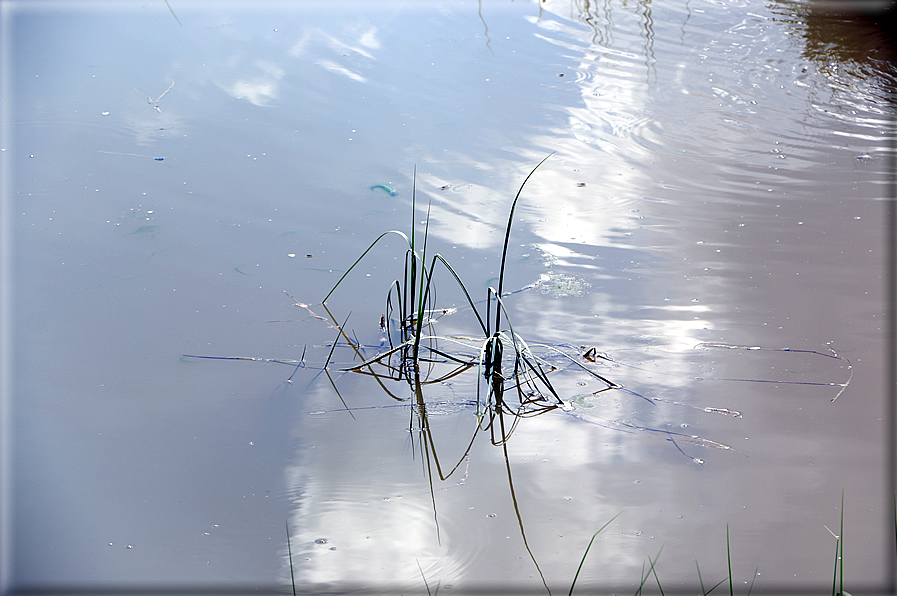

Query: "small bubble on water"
left=564, top=496, right=572, bottom=501
left=126, top=545, right=133, bottom=549
left=693, top=458, right=705, bottom=465
left=329, top=546, right=337, bottom=551
left=634, top=480, right=641, bottom=484
left=487, top=513, right=497, bottom=518
left=314, top=538, right=328, bottom=545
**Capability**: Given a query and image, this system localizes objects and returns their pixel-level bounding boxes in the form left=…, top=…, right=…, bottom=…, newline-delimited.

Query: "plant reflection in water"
left=184, top=157, right=852, bottom=591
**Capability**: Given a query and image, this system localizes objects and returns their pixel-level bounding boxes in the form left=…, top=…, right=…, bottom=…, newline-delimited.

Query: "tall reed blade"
left=494, top=152, right=554, bottom=333
left=567, top=510, right=624, bottom=596
left=285, top=521, right=296, bottom=596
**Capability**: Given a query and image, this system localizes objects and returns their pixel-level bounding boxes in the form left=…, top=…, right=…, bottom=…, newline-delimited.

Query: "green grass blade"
left=410, top=166, right=416, bottom=257
left=697, top=560, right=727, bottom=596
left=494, top=152, right=554, bottom=332
left=838, top=487, right=845, bottom=596
left=285, top=521, right=296, bottom=596
left=727, top=524, right=733, bottom=596
left=647, top=547, right=665, bottom=596
left=830, top=530, right=839, bottom=596
left=416, top=558, right=438, bottom=596
left=567, top=510, right=624, bottom=596
left=487, top=292, right=560, bottom=400
left=412, top=240, right=436, bottom=362
left=431, top=253, right=487, bottom=334
left=746, top=566, right=759, bottom=596
left=322, top=230, right=410, bottom=304
left=635, top=559, right=648, bottom=596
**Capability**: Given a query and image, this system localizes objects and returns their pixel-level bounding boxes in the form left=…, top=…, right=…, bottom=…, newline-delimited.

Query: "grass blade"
left=494, top=152, right=554, bottom=332
left=695, top=559, right=727, bottom=596
left=285, top=521, right=296, bottom=596
left=568, top=510, right=624, bottom=596
left=647, top=548, right=666, bottom=596
left=746, top=566, right=759, bottom=596
left=838, top=487, right=845, bottom=596
left=416, top=558, right=439, bottom=596
left=727, top=524, right=733, bottom=596
left=322, top=230, right=411, bottom=304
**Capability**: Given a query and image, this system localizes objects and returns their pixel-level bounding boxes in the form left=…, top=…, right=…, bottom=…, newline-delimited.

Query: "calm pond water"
left=4, top=0, right=895, bottom=594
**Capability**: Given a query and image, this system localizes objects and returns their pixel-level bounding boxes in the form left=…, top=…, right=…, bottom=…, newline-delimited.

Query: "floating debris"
left=536, top=272, right=592, bottom=297
left=370, top=184, right=397, bottom=196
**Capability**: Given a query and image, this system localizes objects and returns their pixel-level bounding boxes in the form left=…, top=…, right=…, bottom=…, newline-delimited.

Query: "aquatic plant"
left=316, top=156, right=563, bottom=591
left=185, top=154, right=851, bottom=464
left=824, top=488, right=846, bottom=596
left=306, top=155, right=772, bottom=592
left=566, top=488, right=875, bottom=595
left=566, top=517, right=793, bottom=596
left=567, top=510, right=625, bottom=595
left=186, top=157, right=855, bottom=595
left=321, top=155, right=562, bottom=417
left=285, top=521, right=296, bottom=596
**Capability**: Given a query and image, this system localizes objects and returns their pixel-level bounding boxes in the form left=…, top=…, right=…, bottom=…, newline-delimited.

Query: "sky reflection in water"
left=5, top=0, right=893, bottom=593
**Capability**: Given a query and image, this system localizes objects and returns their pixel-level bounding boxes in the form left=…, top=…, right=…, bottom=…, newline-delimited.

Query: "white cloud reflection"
left=218, top=59, right=285, bottom=106
left=290, top=25, right=380, bottom=82
left=316, top=59, right=367, bottom=83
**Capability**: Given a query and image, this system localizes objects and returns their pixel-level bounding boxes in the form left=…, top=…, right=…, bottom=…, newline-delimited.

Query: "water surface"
left=4, top=0, right=894, bottom=594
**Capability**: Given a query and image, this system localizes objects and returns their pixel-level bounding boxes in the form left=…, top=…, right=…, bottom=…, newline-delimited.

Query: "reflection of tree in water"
left=549, top=0, right=658, bottom=82
left=770, top=0, right=897, bottom=79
